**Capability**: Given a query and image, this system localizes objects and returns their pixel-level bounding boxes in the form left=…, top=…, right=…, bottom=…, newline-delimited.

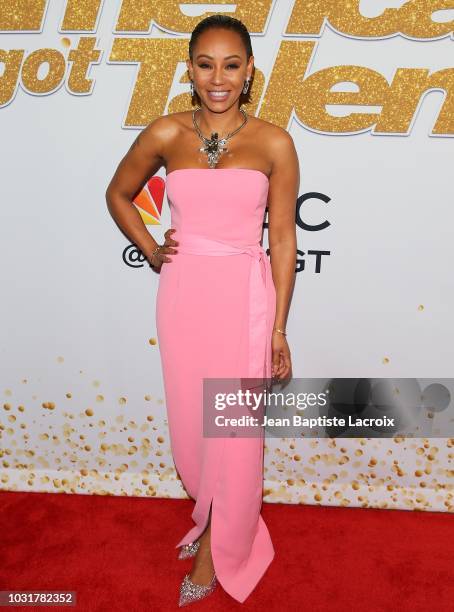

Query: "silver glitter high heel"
left=178, top=540, right=200, bottom=560
left=178, top=572, right=217, bottom=607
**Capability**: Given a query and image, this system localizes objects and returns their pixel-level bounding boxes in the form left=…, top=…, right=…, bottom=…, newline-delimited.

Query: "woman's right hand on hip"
left=148, top=228, right=179, bottom=269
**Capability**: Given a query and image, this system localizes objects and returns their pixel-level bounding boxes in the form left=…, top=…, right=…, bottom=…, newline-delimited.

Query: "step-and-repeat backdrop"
left=1, top=1, right=453, bottom=512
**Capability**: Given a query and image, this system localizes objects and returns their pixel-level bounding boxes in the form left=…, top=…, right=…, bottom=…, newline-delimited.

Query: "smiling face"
left=187, top=27, right=254, bottom=112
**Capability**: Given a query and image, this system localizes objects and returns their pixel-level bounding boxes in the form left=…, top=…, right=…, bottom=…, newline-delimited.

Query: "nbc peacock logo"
left=134, top=176, right=165, bottom=226
left=122, top=176, right=165, bottom=268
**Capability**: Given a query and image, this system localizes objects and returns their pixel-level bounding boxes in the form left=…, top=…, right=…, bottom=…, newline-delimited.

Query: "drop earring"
left=190, top=80, right=194, bottom=96
left=242, top=78, right=250, bottom=94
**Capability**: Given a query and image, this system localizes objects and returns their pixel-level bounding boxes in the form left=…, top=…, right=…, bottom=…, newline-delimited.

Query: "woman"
left=106, top=14, right=299, bottom=607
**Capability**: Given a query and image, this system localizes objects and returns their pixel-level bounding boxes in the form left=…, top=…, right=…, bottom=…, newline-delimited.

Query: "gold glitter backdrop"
left=0, top=0, right=453, bottom=132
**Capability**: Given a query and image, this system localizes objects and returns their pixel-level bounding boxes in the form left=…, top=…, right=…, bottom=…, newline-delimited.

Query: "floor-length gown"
left=155, top=167, right=276, bottom=603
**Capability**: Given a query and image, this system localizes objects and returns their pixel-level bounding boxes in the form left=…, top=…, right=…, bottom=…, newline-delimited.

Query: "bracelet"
left=273, top=327, right=287, bottom=336
left=149, top=244, right=162, bottom=264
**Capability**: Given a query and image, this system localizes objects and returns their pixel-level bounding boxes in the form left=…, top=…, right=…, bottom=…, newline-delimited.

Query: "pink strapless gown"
left=156, top=168, right=276, bottom=603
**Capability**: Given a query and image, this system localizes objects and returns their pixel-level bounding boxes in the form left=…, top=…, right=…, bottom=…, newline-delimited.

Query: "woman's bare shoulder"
left=141, top=111, right=187, bottom=139
left=150, top=110, right=194, bottom=132
left=138, top=111, right=191, bottom=157
left=247, top=116, right=297, bottom=166
left=251, top=115, right=294, bottom=143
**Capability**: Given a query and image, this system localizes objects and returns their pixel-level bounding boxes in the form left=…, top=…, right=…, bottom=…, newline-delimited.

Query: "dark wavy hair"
left=189, top=14, right=253, bottom=61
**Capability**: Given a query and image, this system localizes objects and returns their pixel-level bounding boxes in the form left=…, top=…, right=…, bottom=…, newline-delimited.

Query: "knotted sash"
left=172, top=231, right=273, bottom=380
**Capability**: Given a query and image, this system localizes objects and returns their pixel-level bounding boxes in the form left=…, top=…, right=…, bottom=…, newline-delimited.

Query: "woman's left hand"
left=271, top=333, right=292, bottom=380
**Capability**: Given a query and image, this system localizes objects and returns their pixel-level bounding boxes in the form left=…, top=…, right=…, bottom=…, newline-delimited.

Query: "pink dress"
left=156, top=168, right=276, bottom=603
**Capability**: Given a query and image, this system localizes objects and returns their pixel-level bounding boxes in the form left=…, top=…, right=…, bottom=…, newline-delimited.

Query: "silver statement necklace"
left=192, top=107, right=248, bottom=169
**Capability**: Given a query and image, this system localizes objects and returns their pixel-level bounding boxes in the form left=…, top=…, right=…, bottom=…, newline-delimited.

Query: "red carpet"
left=0, top=490, right=452, bottom=611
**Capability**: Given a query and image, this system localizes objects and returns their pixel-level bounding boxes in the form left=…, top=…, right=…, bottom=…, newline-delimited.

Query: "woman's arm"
left=267, top=127, right=300, bottom=379
left=105, top=116, right=176, bottom=263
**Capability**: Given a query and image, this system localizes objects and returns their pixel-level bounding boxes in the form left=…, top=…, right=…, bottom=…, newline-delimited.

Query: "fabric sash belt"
left=172, top=231, right=273, bottom=380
